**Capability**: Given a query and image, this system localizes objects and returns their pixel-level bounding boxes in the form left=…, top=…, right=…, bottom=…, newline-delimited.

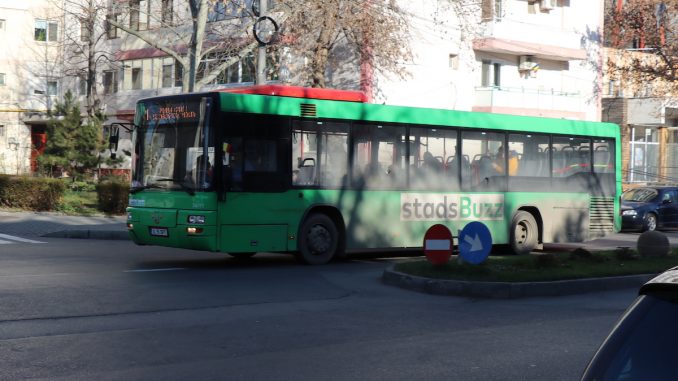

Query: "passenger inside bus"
left=492, top=146, right=519, bottom=175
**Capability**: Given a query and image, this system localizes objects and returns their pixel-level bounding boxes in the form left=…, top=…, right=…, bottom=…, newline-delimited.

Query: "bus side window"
left=318, top=122, right=349, bottom=187
left=292, top=121, right=318, bottom=187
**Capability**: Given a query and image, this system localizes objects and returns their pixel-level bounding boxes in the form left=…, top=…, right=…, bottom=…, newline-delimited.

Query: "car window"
left=622, top=188, right=658, bottom=202
left=662, top=192, right=672, bottom=202
left=581, top=295, right=678, bottom=381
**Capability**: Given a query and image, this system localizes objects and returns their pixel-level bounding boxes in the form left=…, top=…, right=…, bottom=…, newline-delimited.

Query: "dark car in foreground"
left=621, top=186, right=678, bottom=231
left=580, top=267, right=678, bottom=381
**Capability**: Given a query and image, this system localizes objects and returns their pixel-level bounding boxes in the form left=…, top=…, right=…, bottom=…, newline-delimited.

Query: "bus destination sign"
left=144, top=102, right=200, bottom=123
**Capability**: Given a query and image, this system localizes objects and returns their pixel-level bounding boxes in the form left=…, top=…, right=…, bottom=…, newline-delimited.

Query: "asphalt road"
left=0, top=237, right=641, bottom=381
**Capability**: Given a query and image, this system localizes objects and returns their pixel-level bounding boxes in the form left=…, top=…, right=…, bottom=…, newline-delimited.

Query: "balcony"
left=475, top=19, right=587, bottom=62
left=474, top=86, right=584, bottom=118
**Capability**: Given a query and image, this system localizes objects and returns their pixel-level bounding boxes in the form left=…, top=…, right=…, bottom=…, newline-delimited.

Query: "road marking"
left=124, top=268, right=186, bottom=273
left=0, top=234, right=46, bottom=244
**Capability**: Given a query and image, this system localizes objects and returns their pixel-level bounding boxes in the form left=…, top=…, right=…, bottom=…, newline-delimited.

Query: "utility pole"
left=256, top=0, right=268, bottom=85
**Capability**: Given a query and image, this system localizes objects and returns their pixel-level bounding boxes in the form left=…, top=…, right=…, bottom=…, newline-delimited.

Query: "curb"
left=382, top=264, right=655, bottom=298
left=42, top=230, right=130, bottom=241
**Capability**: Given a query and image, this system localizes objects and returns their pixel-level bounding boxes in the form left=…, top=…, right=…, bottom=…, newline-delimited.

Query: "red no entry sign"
left=423, top=224, right=453, bottom=265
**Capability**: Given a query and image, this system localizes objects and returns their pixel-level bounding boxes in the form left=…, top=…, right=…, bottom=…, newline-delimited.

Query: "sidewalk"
left=0, top=210, right=128, bottom=240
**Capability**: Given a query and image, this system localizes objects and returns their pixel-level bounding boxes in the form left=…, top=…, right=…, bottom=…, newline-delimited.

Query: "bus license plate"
left=150, top=227, right=169, bottom=237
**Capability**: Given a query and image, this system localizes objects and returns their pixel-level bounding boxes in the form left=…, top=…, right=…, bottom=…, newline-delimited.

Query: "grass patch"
left=394, top=249, right=678, bottom=282
left=55, top=190, right=100, bottom=216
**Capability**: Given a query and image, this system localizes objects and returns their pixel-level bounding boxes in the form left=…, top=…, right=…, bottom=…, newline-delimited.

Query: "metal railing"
left=474, top=86, right=583, bottom=112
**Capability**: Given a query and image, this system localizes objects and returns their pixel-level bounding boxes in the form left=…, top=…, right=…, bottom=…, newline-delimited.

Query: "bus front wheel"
left=298, top=214, right=340, bottom=265
left=510, top=211, right=539, bottom=255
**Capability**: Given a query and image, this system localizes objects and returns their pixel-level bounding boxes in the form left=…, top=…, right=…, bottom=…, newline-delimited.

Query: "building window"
left=103, top=70, right=118, bottom=94
left=162, top=64, right=173, bottom=87
left=204, top=53, right=256, bottom=85
left=209, top=0, right=227, bottom=22
left=132, top=68, right=142, bottom=90
left=35, top=20, right=58, bottom=42
left=106, top=13, right=120, bottom=39
left=0, top=19, right=5, bottom=31
left=0, top=125, right=4, bottom=137
left=174, top=60, right=183, bottom=87
left=482, top=0, right=502, bottom=21
left=0, top=73, right=5, bottom=86
left=449, top=54, right=459, bottom=70
left=481, top=61, right=501, bottom=87
left=629, top=126, right=660, bottom=183
left=130, top=0, right=149, bottom=31
left=47, top=81, right=58, bottom=96
left=80, top=18, right=90, bottom=42
left=79, top=76, right=87, bottom=95
left=162, top=0, right=173, bottom=25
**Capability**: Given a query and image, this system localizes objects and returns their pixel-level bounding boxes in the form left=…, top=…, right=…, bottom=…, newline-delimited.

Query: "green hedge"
left=96, top=178, right=129, bottom=214
left=0, top=175, right=66, bottom=211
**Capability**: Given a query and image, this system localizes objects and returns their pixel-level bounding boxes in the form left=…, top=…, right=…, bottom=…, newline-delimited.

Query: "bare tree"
left=103, top=0, right=418, bottom=97
left=605, top=0, right=678, bottom=95
left=56, top=0, right=113, bottom=119
left=274, top=0, right=413, bottom=92
left=107, top=0, right=260, bottom=93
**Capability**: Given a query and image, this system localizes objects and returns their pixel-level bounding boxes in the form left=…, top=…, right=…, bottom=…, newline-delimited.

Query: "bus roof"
left=214, top=88, right=620, bottom=139
left=219, top=85, right=368, bottom=103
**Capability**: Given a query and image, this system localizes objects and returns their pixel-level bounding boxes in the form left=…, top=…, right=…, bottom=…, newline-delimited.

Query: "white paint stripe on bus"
left=425, top=239, right=451, bottom=250
left=124, top=268, right=186, bottom=273
left=0, top=234, right=45, bottom=244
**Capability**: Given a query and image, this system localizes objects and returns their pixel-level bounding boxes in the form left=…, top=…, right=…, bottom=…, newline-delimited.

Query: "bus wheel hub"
left=308, top=225, right=331, bottom=254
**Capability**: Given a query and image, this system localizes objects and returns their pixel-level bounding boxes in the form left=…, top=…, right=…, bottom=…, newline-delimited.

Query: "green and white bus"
left=126, top=85, right=620, bottom=264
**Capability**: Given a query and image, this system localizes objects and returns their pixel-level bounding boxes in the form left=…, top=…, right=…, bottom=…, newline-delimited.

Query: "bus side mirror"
left=108, top=126, right=120, bottom=156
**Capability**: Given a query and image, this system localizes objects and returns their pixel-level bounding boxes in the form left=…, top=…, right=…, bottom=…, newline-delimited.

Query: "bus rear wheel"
left=510, top=211, right=539, bottom=255
left=298, top=214, right=340, bottom=265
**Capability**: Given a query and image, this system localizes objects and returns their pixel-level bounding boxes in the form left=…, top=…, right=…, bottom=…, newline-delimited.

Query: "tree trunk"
left=187, top=0, right=209, bottom=93
left=311, top=3, right=339, bottom=88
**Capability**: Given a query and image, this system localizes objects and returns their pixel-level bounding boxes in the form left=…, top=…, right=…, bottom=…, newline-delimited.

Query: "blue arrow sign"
left=459, top=221, right=492, bottom=265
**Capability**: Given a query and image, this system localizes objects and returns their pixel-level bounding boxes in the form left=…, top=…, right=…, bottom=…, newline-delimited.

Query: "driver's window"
left=663, top=192, right=673, bottom=203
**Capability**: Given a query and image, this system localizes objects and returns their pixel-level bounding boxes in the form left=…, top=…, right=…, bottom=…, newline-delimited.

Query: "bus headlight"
left=622, top=210, right=638, bottom=216
left=187, top=215, right=206, bottom=224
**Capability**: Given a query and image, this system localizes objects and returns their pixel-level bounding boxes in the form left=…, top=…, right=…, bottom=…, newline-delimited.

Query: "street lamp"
left=253, top=0, right=279, bottom=85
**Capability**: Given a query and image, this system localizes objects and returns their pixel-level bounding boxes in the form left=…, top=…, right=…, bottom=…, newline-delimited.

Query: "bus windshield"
left=131, top=97, right=214, bottom=193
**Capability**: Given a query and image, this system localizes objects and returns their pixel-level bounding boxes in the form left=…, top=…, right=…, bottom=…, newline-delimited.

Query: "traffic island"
left=382, top=265, right=655, bottom=298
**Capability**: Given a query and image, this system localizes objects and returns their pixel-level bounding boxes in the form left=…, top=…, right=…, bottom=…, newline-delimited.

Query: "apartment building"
left=377, top=0, right=604, bottom=122
left=0, top=0, right=65, bottom=175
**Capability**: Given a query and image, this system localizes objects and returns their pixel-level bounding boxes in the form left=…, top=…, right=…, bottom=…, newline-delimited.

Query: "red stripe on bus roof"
left=219, top=85, right=368, bottom=103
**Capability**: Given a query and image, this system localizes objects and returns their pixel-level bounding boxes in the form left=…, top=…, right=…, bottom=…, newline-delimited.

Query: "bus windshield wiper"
left=130, top=183, right=163, bottom=194
left=153, top=178, right=196, bottom=195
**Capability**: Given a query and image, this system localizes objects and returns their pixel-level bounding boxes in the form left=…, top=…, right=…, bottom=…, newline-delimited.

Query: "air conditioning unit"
left=518, top=55, right=536, bottom=71
left=541, top=0, right=557, bottom=11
